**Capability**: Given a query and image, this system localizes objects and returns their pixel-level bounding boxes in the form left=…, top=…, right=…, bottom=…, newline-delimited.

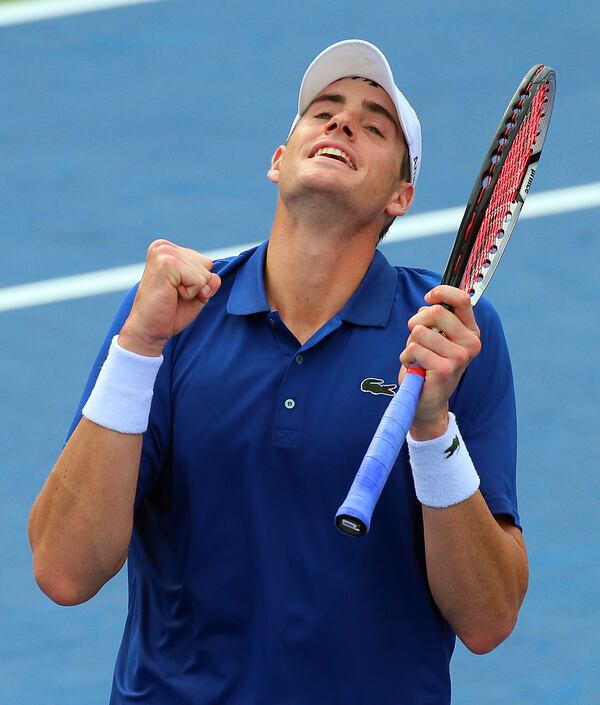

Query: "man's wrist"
left=118, top=323, right=166, bottom=358
left=407, top=412, right=480, bottom=508
left=82, top=336, right=164, bottom=434
left=409, top=410, right=449, bottom=441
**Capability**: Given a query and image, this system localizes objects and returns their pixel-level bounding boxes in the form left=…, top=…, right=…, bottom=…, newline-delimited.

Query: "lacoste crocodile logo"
left=444, top=435, right=460, bottom=458
left=360, top=378, right=397, bottom=396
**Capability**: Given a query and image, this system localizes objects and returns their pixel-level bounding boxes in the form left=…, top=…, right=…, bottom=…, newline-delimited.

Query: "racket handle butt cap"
left=335, top=512, right=369, bottom=537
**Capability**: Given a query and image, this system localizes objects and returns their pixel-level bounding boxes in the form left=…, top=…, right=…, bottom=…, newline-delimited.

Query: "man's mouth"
left=312, top=146, right=356, bottom=170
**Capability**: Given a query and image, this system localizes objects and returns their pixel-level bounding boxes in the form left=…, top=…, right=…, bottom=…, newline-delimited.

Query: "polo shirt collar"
left=227, top=240, right=270, bottom=315
left=227, top=240, right=397, bottom=328
left=339, top=249, right=397, bottom=327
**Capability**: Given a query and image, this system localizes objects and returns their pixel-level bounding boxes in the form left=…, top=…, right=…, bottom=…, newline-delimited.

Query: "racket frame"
left=441, top=65, right=556, bottom=303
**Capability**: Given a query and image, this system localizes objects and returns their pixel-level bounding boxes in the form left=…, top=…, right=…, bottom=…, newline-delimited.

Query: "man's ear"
left=385, top=181, right=415, bottom=218
left=267, top=145, right=286, bottom=184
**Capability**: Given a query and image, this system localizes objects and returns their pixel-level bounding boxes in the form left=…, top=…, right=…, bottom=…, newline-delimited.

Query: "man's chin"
left=283, top=179, right=355, bottom=210
left=290, top=167, right=358, bottom=198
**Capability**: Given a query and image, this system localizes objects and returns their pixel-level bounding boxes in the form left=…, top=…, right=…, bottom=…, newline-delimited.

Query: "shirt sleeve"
left=65, top=285, right=172, bottom=510
left=449, top=298, right=521, bottom=529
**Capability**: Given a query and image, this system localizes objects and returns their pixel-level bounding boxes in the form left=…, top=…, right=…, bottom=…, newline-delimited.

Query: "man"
left=29, top=40, right=528, bottom=704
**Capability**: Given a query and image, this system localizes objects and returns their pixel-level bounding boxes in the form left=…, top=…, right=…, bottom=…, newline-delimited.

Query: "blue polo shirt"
left=70, top=241, right=519, bottom=705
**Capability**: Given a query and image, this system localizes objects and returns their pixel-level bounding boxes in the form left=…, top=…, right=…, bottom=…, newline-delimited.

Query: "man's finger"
left=408, top=305, right=479, bottom=346
left=409, top=324, right=473, bottom=364
left=424, top=286, right=480, bottom=335
left=149, top=240, right=215, bottom=275
left=400, top=341, right=456, bottom=378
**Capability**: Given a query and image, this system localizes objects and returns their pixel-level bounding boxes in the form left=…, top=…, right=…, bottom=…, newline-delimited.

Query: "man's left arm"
left=422, top=498, right=528, bottom=654
left=398, top=285, right=528, bottom=654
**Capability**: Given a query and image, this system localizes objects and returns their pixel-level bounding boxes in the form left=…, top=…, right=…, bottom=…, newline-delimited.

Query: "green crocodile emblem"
left=360, top=377, right=397, bottom=396
left=444, top=435, right=460, bottom=458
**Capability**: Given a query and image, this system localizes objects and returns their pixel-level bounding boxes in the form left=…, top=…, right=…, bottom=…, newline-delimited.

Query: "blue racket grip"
left=335, top=367, right=425, bottom=536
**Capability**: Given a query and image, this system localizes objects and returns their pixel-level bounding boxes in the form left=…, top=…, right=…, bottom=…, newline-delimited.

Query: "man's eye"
left=368, top=125, right=383, bottom=137
left=315, top=112, right=333, bottom=120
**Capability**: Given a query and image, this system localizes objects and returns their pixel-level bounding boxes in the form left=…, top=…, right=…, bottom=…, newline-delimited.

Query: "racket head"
left=442, top=65, right=556, bottom=304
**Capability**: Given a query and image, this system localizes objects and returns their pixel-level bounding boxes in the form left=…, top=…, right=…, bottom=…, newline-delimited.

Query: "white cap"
left=289, top=39, right=422, bottom=184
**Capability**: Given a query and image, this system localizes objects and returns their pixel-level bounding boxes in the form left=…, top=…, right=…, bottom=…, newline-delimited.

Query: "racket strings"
left=461, top=81, right=549, bottom=294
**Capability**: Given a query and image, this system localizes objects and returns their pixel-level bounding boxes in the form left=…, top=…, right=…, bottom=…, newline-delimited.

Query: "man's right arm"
left=28, top=240, right=221, bottom=605
left=28, top=419, right=144, bottom=605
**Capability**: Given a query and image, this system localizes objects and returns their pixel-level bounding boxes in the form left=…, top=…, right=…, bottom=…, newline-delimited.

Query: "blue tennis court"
left=1, top=1, right=599, bottom=702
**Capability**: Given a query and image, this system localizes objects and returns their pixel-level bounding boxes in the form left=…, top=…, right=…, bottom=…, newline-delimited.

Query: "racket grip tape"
left=335, top=366, right=425, bottom=536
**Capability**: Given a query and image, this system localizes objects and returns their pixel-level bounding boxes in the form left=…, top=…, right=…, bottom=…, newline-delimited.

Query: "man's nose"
left=325, top=112, right=355, bottom=139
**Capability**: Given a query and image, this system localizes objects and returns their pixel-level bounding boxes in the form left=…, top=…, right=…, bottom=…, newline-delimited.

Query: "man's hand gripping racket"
left=336, top=65, right=556, bottom=537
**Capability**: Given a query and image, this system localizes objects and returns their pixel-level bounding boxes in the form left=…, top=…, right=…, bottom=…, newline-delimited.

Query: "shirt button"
left=284, top=398, right=296, bottom=410
left=267, top=317, right=276, bottom=327
left=295, top=354, right=304, bottom=365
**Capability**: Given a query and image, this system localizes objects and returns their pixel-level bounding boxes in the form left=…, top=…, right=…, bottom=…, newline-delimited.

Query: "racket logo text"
left=525, top=167, right=535, bottom=194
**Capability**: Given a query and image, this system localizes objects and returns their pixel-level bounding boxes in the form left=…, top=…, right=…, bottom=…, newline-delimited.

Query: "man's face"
left=270, top=76, right=413, bottom=226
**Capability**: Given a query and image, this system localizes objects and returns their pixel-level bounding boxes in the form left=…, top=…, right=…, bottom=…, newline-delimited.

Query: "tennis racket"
left=336, top=64, right=556, bottom=537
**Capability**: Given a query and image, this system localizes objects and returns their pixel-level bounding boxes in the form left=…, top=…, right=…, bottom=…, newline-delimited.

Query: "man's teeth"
left=314, top=147, right=355, bottom=170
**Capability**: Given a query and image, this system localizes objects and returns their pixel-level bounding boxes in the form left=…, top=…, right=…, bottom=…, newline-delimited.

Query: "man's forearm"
left=422, top=491, right=528, bottom=654
left=28, top=418, right=142, bottom=605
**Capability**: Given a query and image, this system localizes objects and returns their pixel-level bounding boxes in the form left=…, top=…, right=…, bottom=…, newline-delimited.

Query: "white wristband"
left=82, top=336, right=163, bottom=434
left=407, top=412, right=480, bottom=508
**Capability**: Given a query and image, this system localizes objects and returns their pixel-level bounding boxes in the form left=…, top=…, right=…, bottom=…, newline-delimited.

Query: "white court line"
left=0, top=0, right=163, bottom=27
left=392, top=180, right=600, bottom=240
left=1, top=181, right=599, bottom=313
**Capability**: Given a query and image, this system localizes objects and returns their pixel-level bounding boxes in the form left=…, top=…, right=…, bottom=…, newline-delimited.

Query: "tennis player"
left=29, top=40, right=528, bottom=704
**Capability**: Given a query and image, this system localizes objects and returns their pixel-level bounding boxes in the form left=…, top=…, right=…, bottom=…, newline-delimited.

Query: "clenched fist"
left=118, top=239, right=221, bottom=356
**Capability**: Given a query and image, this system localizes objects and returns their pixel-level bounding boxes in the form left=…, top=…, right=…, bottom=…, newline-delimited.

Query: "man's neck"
left=265, top=199, right=379, bottom=345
